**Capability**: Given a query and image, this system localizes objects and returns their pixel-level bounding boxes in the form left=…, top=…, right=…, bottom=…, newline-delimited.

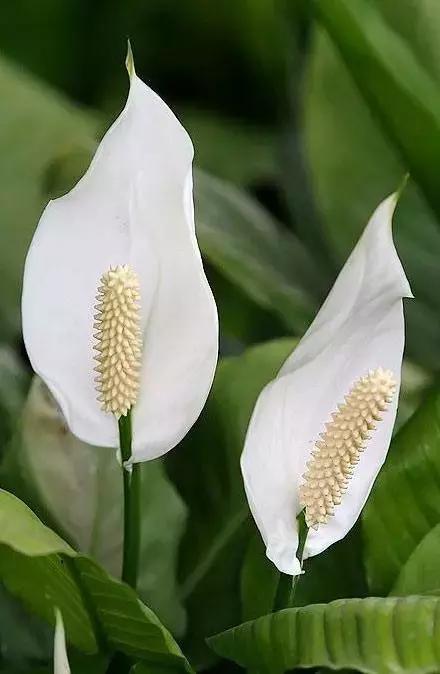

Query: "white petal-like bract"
left=241, top=194, right=411, bottom=574
left=22, top=58, right=218, bottom=461
left=54, top=609, right=70, bottom=674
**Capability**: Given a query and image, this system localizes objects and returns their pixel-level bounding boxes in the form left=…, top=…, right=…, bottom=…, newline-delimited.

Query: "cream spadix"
left=94, top=264, right=142, bottom=418
left=299, top=368, right=396, bottom=529
left=241, top=193, right=412, bottom=575
left=22, top=53, right=218, bottom=462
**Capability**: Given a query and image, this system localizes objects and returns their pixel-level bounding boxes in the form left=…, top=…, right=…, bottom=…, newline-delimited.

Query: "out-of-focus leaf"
left=363, top=389, right=440, bottom=595
left=167, top=338, right=296, bottom=667
left=182, top=110, right=275, bottom=187
left=0, top=584, right=51, bottom=669
left=313, top=0, right=440, bottom=220
left=0, top=490, right=191, bottom=670
left=195, top=170, right=325, bottom=336
left=392, top=523, right=440, bottom=597
left=68, top=652, right=108, bottom=674
left=303, top=20, right=440, bottom=367
left=0, top=345, right=29, bottom=450
left=398, top=360, right=433, bottom=430
left=1, top=377, right=186, bottom=636
left=240, top=534, right=279, bottom=622
left=208, top=596, right=440, bottom=673
left=0, top=55, right=98, bottom=342
left=130, top=663, right=186, bottom=674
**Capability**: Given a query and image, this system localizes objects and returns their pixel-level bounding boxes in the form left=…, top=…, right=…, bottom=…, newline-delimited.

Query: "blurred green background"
left=1, top=0, right=440, bottom=671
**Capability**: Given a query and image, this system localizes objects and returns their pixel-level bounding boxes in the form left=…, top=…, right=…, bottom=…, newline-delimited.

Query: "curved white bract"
left=241, top=194, right=412, bottom=574
left=22, top=56, right=218, bottom=462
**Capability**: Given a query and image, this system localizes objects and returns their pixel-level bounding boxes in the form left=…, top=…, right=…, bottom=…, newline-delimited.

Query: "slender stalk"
left=118, top=411, right=141, bottom=589
left=273, top=510, right=308, bottom=611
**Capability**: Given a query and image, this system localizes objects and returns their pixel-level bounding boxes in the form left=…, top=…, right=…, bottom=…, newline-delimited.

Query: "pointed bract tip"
left=125, top=39, right=136, bottom=79
left=395, top=173, right=410, bottom=202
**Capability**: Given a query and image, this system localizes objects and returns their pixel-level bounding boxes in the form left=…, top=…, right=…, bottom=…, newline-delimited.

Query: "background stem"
left=118, top=411, right=141, bottom=590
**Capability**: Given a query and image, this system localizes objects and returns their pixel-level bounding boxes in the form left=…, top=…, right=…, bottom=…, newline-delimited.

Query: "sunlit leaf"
left=0, top=490, right=191, bottom=671
left=209, top=596, right=440, bottom=673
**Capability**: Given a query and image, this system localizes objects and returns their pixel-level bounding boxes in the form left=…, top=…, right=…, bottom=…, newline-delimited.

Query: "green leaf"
left=167, top=338, right=296, bottom=666
left=1, top=377, right=187, bottom=636
left=303, top=12, right=440, bottom=367
left=0, top=490, right=190, bottom=671
left=0, top=489, right=74, bottom=557
left=208, top=596, right=440, bottom=673
left=240, top=534, right=279, bottom=622
left=363, top=389, right=440, bottom=595
left=392, top=523, right=440, bottom=597
left=0, top=345, right=30, bottom=452
left=0, top=584, right=51, bottom=669
left=312, top=0, right=440, bottom=221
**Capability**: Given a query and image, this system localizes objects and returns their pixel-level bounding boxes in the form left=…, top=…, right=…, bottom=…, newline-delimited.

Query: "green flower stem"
left=118, top=410, right=141, bottom=589
left=274, top=510, right=308, bottom=611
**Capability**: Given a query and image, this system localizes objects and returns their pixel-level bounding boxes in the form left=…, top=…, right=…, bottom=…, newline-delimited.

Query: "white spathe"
left=241, top=193, right=412, bottom=575
left=22, top=55, right=218, bottom=463
left=54, top=609, right=70, bottom=674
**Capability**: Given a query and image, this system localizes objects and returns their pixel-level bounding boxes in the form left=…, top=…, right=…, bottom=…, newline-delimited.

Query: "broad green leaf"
left=392, top=523, right=440, bottom=597
left=303, top=15, right=440, bottom=367
left=208, top=596, right=440, bottom=673
left=363, top=389, right=440, bottom=595
left=0, top=490, right=190, bottom=670
left=312, top=0, right=440, bottom=220
left=0, top=490, right=74, bottom=557
left=167, top=338, right=296, bottom=666
left=2, top=377, right=186, bottom=635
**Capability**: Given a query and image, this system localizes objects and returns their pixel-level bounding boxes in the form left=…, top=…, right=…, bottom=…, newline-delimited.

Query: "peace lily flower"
left=241, top=193, right=412, bottom=575
left=22, top=51, right=218, bottom=463
left=54, top=609, right=70, bottom=674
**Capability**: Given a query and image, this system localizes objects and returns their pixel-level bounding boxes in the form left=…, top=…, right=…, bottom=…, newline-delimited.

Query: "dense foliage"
left=1, top=1, right=440, bottom=672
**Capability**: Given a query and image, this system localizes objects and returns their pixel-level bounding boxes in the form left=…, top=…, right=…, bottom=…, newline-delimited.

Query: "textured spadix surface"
left=94, top=264, right=142, bottom=418
left=241, top=194, right=412, bottom=575
left=22, top=58, right=218, bottom=462
left=299, top=368, right=396, bottom=529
